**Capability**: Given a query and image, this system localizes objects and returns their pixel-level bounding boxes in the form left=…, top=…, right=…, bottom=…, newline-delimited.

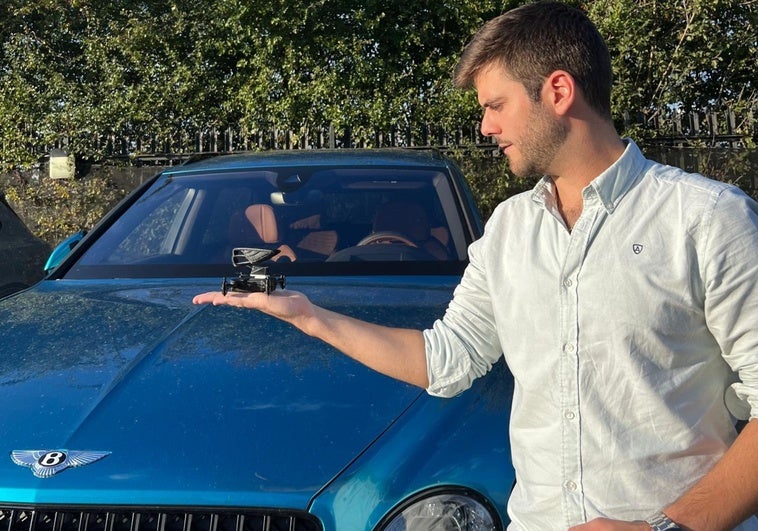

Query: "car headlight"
left=378, top=488, right=501, bottom=531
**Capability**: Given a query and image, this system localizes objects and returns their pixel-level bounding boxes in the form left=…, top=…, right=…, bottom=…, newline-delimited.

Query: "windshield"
left=64, top=165, right=472, bottom=279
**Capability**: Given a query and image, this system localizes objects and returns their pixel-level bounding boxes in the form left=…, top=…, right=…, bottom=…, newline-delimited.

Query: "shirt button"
left=563, top=278, right=573, bottom=288
left=564, top=410, right=576, bottom=420
left=565, top=480, right=578, bottom=492
left=563, top=344, right=575, bottom=354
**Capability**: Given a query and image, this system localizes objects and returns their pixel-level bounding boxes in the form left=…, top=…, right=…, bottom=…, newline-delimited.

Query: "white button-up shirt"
left=424, top=140, right=758, bottom=529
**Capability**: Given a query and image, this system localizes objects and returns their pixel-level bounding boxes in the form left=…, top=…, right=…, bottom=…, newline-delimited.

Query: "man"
left=194, top=2, right=758, bottom=529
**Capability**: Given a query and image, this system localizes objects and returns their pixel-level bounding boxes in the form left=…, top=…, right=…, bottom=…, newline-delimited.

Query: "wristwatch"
left=646, top=512, right=683, bottom=531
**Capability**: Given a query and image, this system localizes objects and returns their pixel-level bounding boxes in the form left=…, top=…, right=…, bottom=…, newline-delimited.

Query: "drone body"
left=221, top=248, right=286, bottom=295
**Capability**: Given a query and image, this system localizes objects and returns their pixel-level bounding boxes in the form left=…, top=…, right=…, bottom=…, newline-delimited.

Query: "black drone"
left=221, top=248, right=286, bottom=295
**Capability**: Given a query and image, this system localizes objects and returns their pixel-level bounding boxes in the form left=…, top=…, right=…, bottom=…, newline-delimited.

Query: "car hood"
left=0, top=277, right=455, bottom=509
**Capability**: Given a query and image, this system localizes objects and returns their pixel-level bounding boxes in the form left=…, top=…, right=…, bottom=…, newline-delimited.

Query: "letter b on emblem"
left=38, top=451, right=66, bottom=467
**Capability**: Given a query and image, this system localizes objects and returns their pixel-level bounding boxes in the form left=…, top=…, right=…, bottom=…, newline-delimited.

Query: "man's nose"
left=480, top=111, right=499, bottom=138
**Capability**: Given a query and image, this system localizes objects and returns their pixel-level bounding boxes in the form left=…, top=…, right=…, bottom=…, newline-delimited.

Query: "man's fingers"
left=192, top=292, right=219, bottom=305
left=192, top=291, right=270, bottom=308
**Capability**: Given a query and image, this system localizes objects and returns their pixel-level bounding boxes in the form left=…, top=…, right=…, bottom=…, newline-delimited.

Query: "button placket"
left=558, top=207, right=600, bottom=523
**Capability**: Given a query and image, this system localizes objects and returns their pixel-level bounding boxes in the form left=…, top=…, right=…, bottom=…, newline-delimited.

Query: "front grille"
left=0, top=507, right=322, bottom=531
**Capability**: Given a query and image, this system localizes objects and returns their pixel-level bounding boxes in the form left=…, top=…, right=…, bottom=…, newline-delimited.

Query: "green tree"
left=0, top=0, right=87, bottom=167
left=0, top=0, right=502, bottom=167
left=1, top=0, right=756, bottom=169
left=587, top=0, right=757, bottom=142
left=166, top=0, right=503, bottom=144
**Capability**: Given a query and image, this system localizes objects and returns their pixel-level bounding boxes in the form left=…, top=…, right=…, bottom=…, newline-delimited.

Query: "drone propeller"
left=231, top=248, right=280, bottom=268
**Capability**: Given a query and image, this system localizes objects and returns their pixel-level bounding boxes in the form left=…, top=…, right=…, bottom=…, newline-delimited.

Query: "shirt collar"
left=531, top=138, right=648, bottom=213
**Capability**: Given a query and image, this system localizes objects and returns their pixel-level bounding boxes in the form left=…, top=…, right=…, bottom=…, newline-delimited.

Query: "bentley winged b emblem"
left=221, top=247, right=286, bottom=295
left=11, top=449, right=111, bottom=478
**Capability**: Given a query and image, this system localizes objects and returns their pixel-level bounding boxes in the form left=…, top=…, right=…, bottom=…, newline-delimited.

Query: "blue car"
left=0, top=149, right=514, bottom=530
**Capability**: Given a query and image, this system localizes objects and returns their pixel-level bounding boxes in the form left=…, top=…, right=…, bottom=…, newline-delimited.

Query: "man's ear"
left=542, top=70, right=575, bottom=116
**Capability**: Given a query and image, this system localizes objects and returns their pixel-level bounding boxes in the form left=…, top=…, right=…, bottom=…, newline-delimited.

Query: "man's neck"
left=549, top=125, right=626, bottom=230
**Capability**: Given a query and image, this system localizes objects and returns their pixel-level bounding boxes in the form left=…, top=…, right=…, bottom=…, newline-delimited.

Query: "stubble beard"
left=508, top=102, right=568, bottom=180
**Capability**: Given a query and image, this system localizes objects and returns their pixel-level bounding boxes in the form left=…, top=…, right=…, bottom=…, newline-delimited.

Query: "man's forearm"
left=665, top=418, right=758, bottom=530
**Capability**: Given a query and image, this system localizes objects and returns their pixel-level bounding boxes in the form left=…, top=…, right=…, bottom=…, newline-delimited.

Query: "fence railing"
left=41, top=107, right=755, bottom=166
left=47, top=123, right=498, bottom=166
left=623, top=108, right=753, bottom=148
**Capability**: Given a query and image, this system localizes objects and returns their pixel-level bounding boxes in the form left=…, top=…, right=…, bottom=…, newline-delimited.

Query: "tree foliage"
left=2, top=173, right=124, bottom=245
left=586, top=0, right=757, bottom=138
left=0, top=0, right=755, bottom=169
left=0, top=0, right=501, bottom=167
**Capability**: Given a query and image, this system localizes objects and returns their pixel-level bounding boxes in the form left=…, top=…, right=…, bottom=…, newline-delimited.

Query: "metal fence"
left=41, top=107, right=754, bottom=167
left=50, top=123, right=496, bottom=167
left=623, top=108, right=752, bottom=148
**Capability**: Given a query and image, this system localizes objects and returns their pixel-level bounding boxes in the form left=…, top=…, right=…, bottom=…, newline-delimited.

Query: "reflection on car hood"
left=0, top=277, right=456, bottom=509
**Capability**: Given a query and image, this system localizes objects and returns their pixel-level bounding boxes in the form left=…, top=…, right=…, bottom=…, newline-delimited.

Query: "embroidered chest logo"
left=632, top=244, right=643, bottom=255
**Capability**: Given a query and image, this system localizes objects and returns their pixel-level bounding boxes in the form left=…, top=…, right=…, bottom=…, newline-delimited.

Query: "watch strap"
left=646, top=512, right=683, bottom=531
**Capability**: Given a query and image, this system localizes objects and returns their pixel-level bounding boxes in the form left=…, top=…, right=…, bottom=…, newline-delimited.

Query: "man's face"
left=475, top=63, right=567, bottom=179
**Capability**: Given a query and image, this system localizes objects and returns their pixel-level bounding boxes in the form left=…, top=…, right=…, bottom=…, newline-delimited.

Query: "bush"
left=452, top=146, right=758, bottom=221
left=1, top=173, right=125, bottom=248
left=1, top=146, right=755, bottom=249
left=448, top=147, right=539, bottom=220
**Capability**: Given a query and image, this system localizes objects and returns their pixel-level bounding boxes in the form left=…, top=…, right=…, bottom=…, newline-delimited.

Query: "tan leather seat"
left=239, top=204, right=297, bottom=262
left=296, top=230, right=338, bottom=256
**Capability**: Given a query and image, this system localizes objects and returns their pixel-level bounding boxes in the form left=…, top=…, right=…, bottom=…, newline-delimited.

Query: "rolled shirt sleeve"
left=424, top=217, right=505, bottom=397
left=702, top=185, right=758, bottom=420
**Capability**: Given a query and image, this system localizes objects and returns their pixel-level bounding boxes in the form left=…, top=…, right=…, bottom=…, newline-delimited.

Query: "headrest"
left=245, top=204, right=279, bottom=243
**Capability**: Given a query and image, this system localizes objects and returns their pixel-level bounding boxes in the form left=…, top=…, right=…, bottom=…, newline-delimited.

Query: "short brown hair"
left=454, top=1, right=612, bottom=119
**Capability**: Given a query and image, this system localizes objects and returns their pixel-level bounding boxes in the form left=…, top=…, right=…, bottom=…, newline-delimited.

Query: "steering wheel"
left=357, top=231, right=417, bottom=247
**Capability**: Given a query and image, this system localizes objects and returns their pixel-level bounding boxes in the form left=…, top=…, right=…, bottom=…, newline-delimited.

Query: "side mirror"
left=44, top=230, right=86, bottom=274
